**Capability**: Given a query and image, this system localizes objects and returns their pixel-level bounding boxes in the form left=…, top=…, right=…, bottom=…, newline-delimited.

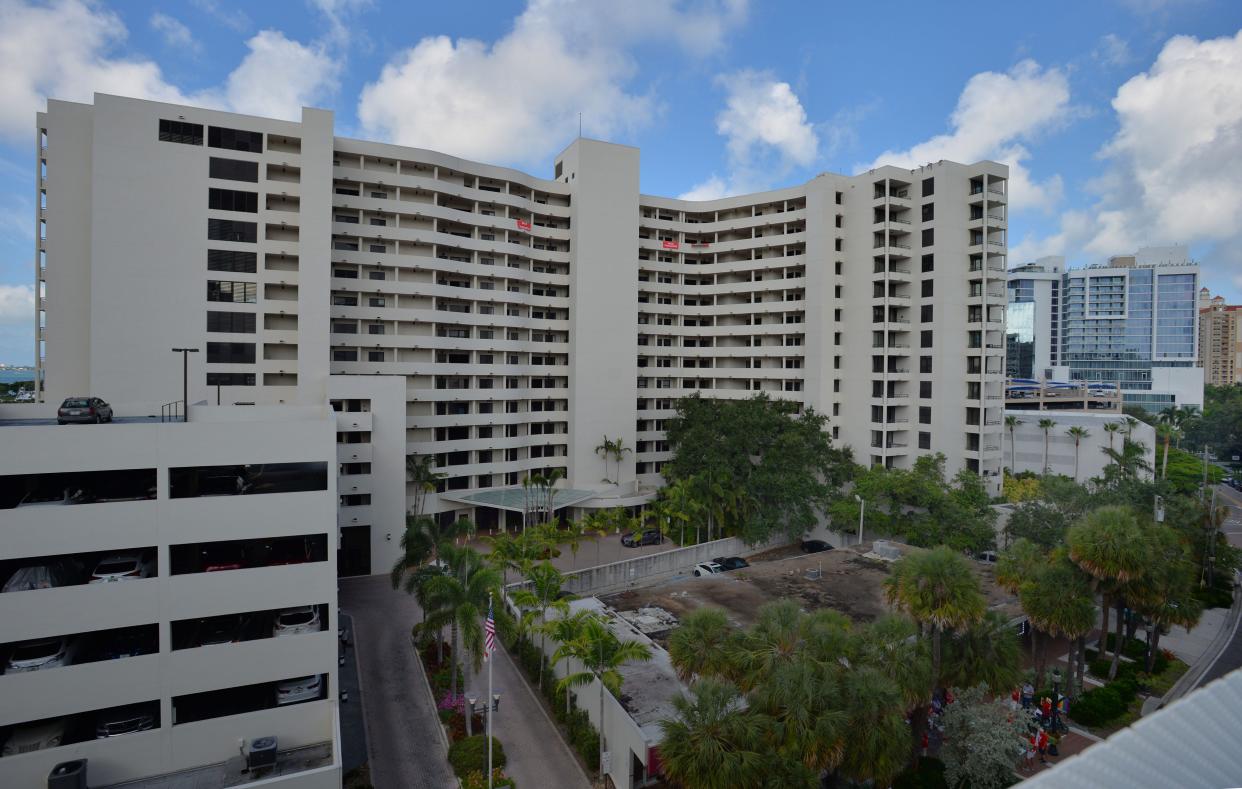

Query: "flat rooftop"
left=0, top=415, right=163, bottom=427
left=600, top=543, right=1021, bottom=643
left=566, top=597, right=685, bottom=743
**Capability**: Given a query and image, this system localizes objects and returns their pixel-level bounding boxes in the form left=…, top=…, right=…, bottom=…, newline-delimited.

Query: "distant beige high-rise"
left=1199, top=287, right=1242, bottom=386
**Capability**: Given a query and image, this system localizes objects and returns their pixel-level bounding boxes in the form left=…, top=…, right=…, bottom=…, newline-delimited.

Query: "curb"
left=338, top=612, right=374, bottom=775
left=411, top=634, right=453, bottom=754
left=1153, top=571, right=1241, bottom=710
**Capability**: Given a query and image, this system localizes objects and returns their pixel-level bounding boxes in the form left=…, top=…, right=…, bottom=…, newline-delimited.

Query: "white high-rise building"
left=32, top=94, right=1009, bottom=576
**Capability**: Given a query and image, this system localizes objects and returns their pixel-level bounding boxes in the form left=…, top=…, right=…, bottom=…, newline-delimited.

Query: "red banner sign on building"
left=516, top=219, right=532, bottom=231
left=661, top=240, right=680, bottom=250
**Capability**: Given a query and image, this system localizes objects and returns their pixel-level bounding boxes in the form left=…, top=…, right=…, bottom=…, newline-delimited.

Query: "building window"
left=208, top=218, right=257, bottom=243
left=207, top=372, right=256, bottom=386
left=159, top=119, right=203, bottom=145
left=919, top=356, right=932, bottom=374
left=333, top=349, right=358, bottom=362
left=920, top=305, right=933, bottom=322
left=206, top=311, right=256, bottom=333
left=208, top=188, right=258, bottom=213
left=918, top=431, right=931, bottom=449
left=921, top=228, right=934, bottom=247
left=921, top=177, right=934, bottom=197
left=921, top=280, right=934, bottom=298
left=208, top=126, right=264, bottom=152
left=920, top=330, right=932, bottom=348
left=368, top=351, right=385, bottom=362
left=921, top=203, right=934, bottom=222
left=207, top=280, right=256, bottom=303
left=921, top=254, right=934, bottom=273
left=207, top=249, right=256, bottom=273
left=919, top=406, right=931, bottom=424
left=206, top=342, right=255, bottom=364
left=834, top=238, right=843, bottom=252
left=209, top=157, right=259, bottom=183
left=835, top=191, right=843, bottom=204
left=920, top=381, right=932, bottom=398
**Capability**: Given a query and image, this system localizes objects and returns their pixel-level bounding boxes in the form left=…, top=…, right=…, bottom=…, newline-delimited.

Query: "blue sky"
left=2, top=0, right=1242, bottom=364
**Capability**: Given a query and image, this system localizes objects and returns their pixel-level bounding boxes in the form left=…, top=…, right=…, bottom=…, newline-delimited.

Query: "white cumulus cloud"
left=357, top=0, right=748, bottom=166
left=862, top=59, right=1071, bottom=212
left=678, top=70, right=818, bottom=200
left=150, top=12, right=201, bottom=54
left=0, top=0, right=342, bottom=141
left=1015, top=30, right=1242, bottom=295
left=0, top=285, right=35, bottom=324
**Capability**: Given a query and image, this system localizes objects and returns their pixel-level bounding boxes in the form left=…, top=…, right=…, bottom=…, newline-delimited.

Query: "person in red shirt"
left=1037, top=728, right=1049, bottom=763
left=1040, top=696, right=1052, bottom=721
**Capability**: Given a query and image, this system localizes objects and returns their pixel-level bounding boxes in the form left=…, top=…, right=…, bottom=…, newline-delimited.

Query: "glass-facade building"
left=1056, top=252, right=1200, bottom=411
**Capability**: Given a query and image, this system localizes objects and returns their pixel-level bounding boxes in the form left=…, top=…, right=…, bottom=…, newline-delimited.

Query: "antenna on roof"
left=578, top=112, right=582, bottom=139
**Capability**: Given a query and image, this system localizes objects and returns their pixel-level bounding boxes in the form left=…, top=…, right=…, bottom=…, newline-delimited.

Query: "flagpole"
left=488, top=592, right=494, bottom=789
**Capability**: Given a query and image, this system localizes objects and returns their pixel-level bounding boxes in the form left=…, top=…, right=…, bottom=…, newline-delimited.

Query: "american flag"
left=484, top=599, right=496, bottom=658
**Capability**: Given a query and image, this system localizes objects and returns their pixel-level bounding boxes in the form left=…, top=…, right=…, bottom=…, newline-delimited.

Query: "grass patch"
left=1145, top=658, right=1189, bottom=697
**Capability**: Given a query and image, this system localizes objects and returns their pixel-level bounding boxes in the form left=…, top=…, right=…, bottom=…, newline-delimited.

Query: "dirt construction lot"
left=601, top=543, right=1018, bottom=638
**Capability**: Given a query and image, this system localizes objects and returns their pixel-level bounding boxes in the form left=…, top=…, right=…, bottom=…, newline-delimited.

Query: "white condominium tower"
left=34, top=94, right=1009, bottom=555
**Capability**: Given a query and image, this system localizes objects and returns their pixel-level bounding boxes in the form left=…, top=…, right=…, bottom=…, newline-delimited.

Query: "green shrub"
left=462, top=769, right=515, bottom=789
left=448, top=736, right=506, bottom=778
left=1103, top=633, right=1150, bottom=660
left=1111, top=677, right=1138, bottom=704
left=1070, top=686, right=1127, bottom=727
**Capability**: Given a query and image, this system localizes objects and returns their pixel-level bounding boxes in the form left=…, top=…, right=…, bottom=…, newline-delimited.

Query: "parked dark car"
left=57, top=397, right=113, bottom=425
left=800, top=539, right=834, bottom=553
left=621, top=529, right=663, bottom=547
left=711, top=556, right=750, bottom=571
left=95, top=703, right=157, bottom=738
left=96, top=629, right=156, bottom=660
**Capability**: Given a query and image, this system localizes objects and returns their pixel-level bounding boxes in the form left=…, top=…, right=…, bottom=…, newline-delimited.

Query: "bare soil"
left=601, top=543, right=1021, bottom=641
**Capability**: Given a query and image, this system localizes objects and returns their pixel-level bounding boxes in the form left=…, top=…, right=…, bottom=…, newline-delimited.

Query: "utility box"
left=48, top=759, right=87, bottom=789
left=246, top=736, right=278, bottom=771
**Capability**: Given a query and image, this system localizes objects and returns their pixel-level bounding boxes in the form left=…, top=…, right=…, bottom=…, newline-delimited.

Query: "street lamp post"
left=171, top=347, right=199, bottom=422
left=1050, top=668, right=1063, bottom=733
left=1154, top=494, right=1165, bottom=524
left=854, top=494, right=866, bottom=546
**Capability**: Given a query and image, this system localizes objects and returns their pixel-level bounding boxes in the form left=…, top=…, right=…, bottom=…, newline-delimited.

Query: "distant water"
left=0, top=369, right=35, bottom=384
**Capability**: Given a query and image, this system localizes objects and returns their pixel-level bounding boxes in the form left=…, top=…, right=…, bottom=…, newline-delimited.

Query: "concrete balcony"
left=338, top=504, right=372, bottom=529
left=335, top=411, right=373, bottom=432
left=336, top=443, right=372, bottom=464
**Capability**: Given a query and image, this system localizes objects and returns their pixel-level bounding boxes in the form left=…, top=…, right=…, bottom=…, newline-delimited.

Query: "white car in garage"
left=275, top=674, right=323, bottom=706
left=5, top=636, right=81, bottom=673
left=273, top=606, right=321, bottom=637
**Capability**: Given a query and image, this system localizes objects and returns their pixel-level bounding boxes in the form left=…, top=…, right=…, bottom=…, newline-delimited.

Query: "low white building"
left=1003, top=410, right=1156, bottom=482
left=0, top=403, right=341, bottom=788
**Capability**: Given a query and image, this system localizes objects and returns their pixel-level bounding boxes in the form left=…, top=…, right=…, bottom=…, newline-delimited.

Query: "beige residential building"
left=33, top=93, right=1009, bottom=578
left=1199, top=288, right=1242, bottom=386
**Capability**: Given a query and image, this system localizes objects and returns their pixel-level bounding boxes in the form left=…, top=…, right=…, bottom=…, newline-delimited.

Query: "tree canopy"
left=663, top=393, right=853, bottom=544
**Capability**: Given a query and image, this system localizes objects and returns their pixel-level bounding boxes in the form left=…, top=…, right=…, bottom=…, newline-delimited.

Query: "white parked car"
left=5, top=636, right=81, bottom=673
left=89, top=554, right=154, bottom=583
left=273, top=606, right=320, bottom=637
left=693, top=562, right=724, bottom=577
left=1, top=718, right=67, bottom=756
left=275, top=674, right=323, bottom=706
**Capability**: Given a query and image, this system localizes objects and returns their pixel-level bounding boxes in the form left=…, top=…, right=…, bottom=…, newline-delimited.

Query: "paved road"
left=1192, top=485, right=1242, bottom=690
left=340, top=575, right=455, bottom=789
left=465, top=642, right=592, bottom=789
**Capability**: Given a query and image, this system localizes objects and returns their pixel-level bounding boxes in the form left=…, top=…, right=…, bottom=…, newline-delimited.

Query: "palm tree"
left=391, top=515, right=474, bottom=662
left=668, top=607, right=735, bottom=683
left=658, top=679, right=770, bottom=789
left=509, top=561, right=569, bottom=690
left=544, top=609, right=595, bottom=717
left=1134, top=529, right=1203, bottom=674
left=1103, top=421, right=1123, bottom=462
left=1067, top=506, right=1151, bottom=680
left=883, top=547, right=986, bottom=691
left=837, top=666, right=911, bottom=786
left=421, top=544, right=502, bottom=700
left=749, top=658, right=846, bottom=776
left=405, top=454, right=444, bottom=518
left=552, top=612, right=653, bottom=780
left=1020, top=559, right=1096, bottom=691
left=941, top=610, right=1024, bottom=693
left=995, top=538, right=1043, bottom=595
left=731, top=600, right=805, bottom=691
left=594, top=436, right=632, bottom=485
left=1005, top=415, right=1022, bottom=473
left=1038, top=418, right=1057, bottom=474
left=1066, top=425, right=1090, bottom=482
